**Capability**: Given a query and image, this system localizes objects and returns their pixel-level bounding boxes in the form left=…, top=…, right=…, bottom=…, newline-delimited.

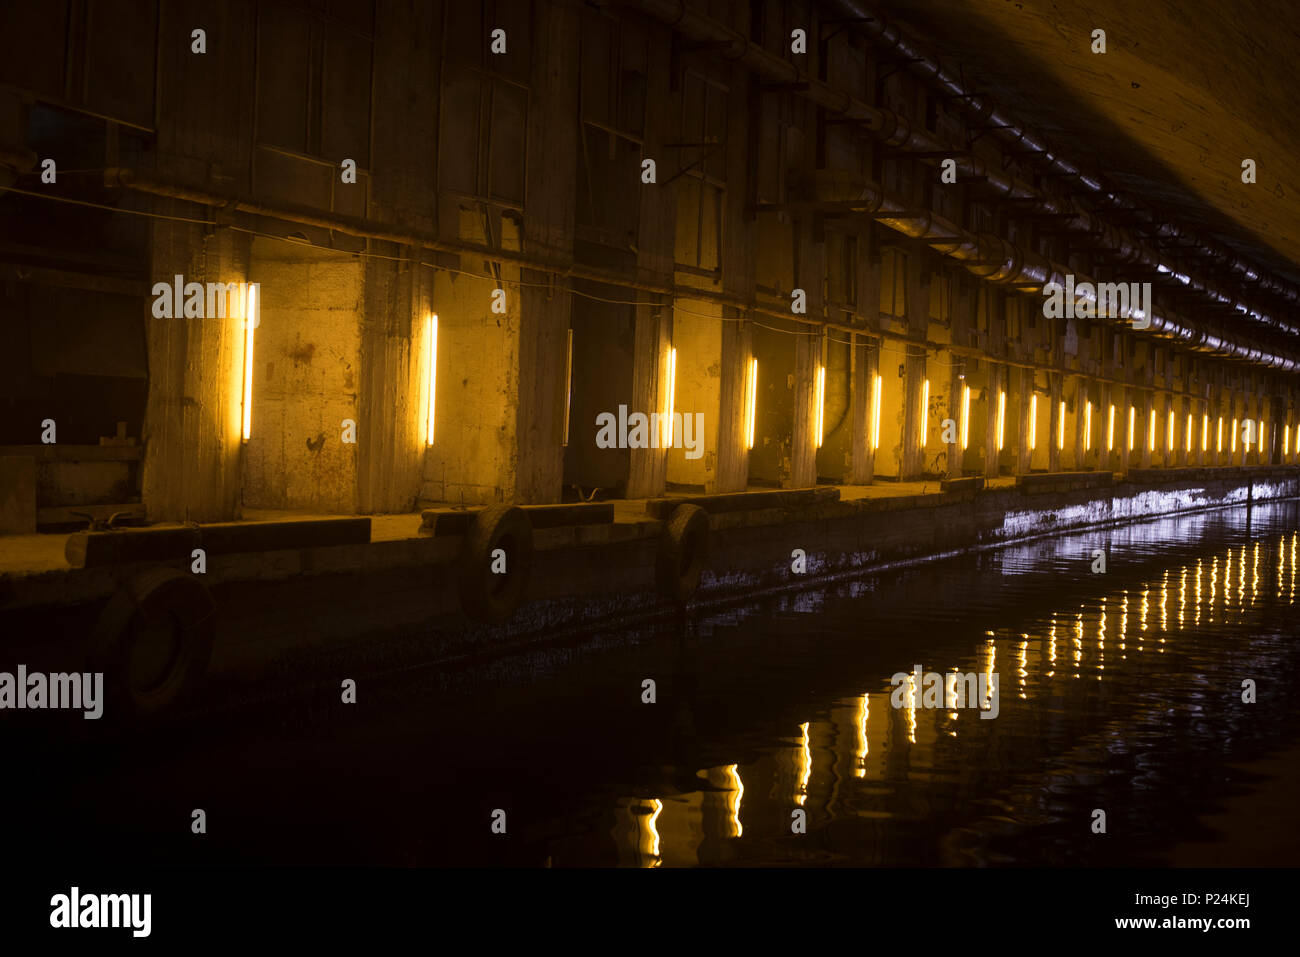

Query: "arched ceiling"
left=869, top=0, right=1300, bottom=291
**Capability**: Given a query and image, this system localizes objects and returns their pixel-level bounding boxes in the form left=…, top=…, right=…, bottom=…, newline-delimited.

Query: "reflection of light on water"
left=1252, top=542, right=1259, bottom=602
left=724, top=765, right=743, bottom=838
left=1284, top=530, right=1294, bottom=605
left=1179, top=567, right=1186, bottom=628
left=1196, top=559, right=1203, bottom=626
left=1019, top=636, right=1028, bottom=698
left=855, top=695, right=868, bottom=779
left=1097, top=605, right=1105, bottom=677
left=986, top=638, right=996, bottom=707
left=1160, top=570, right=1168, bottom=634
left=1238, top=547, right=1246, bottom=606
left=1211, top=555, right=1218, bottom=615
left=797, top=722, right=811, bottom=803
left=905, top=676, right=917, bottom=745
left=1048, top=616, right=1056, bottom=677
left=1224, top=548, right=1232, bottom=609
left=1279, top=536, right=1286, bottom=596
left=1074, top=611, right=1083, bottom=677
left=1120, top=591, right=1127, bottom=658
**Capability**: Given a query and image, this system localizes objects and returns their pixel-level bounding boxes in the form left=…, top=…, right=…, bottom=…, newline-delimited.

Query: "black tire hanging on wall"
left=87, top=565, right=216, bottom=720
left=655, top=504, right=709, bottom=605
left=458, top=506, right=534, bottom=625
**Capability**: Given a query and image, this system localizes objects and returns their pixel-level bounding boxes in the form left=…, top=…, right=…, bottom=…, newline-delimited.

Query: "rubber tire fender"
left=87, top=565, right=216, bottom=720
left=655, top=504, right=709, bottom=605
left=458, top=505, right=534, bottom=625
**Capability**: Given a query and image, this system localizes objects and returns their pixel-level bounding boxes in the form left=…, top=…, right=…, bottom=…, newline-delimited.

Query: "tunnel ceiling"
left=868, top=0, right=1300, bottom=291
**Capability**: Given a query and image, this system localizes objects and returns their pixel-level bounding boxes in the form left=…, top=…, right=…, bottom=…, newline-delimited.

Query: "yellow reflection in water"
left=1048, top=616, right=1057, bottom=677
left=1291, top=533, right=1297, bottom=603
left=1120, top=591, right=1127, bottom=658
left=1238, top=547, right=1246, bottom=606
left=1073, top=612, right=1083, bottom=677
left=1160, top=570, right=1168, bottom=635
left=905, top=675, right=917, bottom=745
left=1179, top=567, right=1186, bottom=629
left=985, top=639, right=996, bottom=710
left=1210, top=555, right=1218, bottom=616
left=797, top=722, right=812, bottom=803
left=1253, top=542, right=1259, bottom=602
left=1097, top=603, right=1105, bottom=677
left=1196, top=559, right=1202, bottom=626
left=855, top=695, right=868, bottom=779
left=724, top=765, right=743, bottom=838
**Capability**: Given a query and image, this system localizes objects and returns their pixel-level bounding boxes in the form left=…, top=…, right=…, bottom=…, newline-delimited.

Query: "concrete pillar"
left=983, top=363, right=1003, bottom=481
left=714, top=311, right=750, bottom=493
left=1015, top=367, right=1033, bottom=475
left=947, top=360, right=967, bottom=479
left=142, top=222, right=250, bottom=524
left=790, top=328, right=820, bottom=488
left=902, top=346, right=927, bottom=481
left=848, top=333, right=876, bottom=484
left=1048, top=372, right=1063, bottom=473
left=627, top=303, right=672, bottom=498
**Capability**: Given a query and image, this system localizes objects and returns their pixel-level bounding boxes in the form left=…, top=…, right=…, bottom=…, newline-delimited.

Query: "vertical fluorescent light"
left=241, top=283, right=257, bottom=442
left=1149, top=408, right=1157, bottom=453
left=1166, top=410, right=1174, bottom=452
left=1029, top=394, right=1037, bottom=451
left=1202, top=413, right=1208, bottom=452
left=920, top=377, right=929, bottom=448
left=1128, top=406, right=1135, bottom=451
left=871, top=374, right=882, bottom=450
left=562, top=328, right=573, bottom=447
left=1107, top=404, right=1115, bottom=452
left=1186, top=413, right=1193, bottom=453
left=960, top=384, right=971, bottom=450
left=1232, top=417, right=1238, bottom=453
left=744, top=356, right=757, bottom=451
left=1058, top=399, right=1065, bottom=450
left=1258, top=420, right=1265, bottom=456
left=996, top=389, right=1006, bottom=451
left=1286, top=423, right=1291, bottom=458
left=815, top=365, right=826, bottom=448
left=1218, top=416, right=1224, bottom=453
left=425, top=313, right=438, bottom=446
left=1084, top=400, right=1092, bottom=452
left=663, top=346, right=677, bottom=449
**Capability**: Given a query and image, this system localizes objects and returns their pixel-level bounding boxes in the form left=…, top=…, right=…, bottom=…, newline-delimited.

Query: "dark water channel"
left=8, top=501, right=1300, bottom=867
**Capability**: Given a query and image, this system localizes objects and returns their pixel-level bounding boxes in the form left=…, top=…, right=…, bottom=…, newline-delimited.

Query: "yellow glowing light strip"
left=871, top=374, right=882, bottom=450
left=1167, top=410, right=1174, bottom=452
left=1218, top=416, right=1224, bottom=453
left=997, top=389, right=1006, bottom=451
left=815, top=365, right=826, bottom=448
left=1202, top=413, right=1208, bottom=453
left=1128, top=406, right=1135, bottom=451
left=1084, top=400, right=1091, bottom=452
left=1149, top=408, right=1157, bottom=453
left=663, top=347, right=677, bottom=448
left=1232, top=417, right=1238, bottom=453
left=425, top=313, right=438, bottom=446
left=1029, top=394, right=1037, bottom=451
left=1107, top=403, right=1115, bottom=452
left=961, top=384, right=971, bottom=450
left=1186, top=413, right=1193, bottom=453
left=562, top=327, right=573, bottom=447
left=744, top=357, right=758, bottom=451
left=1058, top=399, right=1065, bottom=450
left=1258, top=420, right=1265, bottom=454
left=1286, top=424, right=1291, bottom=458
left=920, top=377, right=930, bottom=448
left=242, top=284, right=257, bottom=442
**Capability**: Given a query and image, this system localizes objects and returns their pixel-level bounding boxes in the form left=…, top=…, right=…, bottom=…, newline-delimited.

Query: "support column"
left=715, top=311, right=750, bottom=493
left=848, top=333, right=876, bottom=484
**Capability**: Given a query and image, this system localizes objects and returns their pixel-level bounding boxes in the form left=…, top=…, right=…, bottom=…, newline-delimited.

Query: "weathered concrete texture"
left=244, top=240, right=362, bottom=513
left=142, top=222, right=249, bottom=524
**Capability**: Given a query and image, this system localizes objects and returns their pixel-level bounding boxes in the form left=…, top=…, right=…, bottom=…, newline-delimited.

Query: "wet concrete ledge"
left=1, top=465, right=1297, bottom=689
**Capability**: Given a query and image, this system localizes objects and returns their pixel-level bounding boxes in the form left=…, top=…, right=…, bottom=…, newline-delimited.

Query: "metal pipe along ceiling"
left=617, top=0, right=1300, bottom=356
left=824, top=0, right=1300, bottom=317
left=806, top=170, right=1300, bottom=372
